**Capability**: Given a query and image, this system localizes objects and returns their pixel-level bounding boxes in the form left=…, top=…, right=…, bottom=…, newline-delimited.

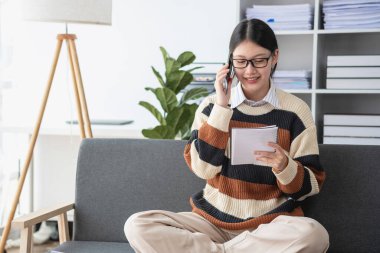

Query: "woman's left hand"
left=255, top=142, right=288, bottom=172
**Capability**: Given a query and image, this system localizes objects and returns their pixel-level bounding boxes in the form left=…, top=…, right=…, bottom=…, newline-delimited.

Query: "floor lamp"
left=0, top=1, right=112, bottom=252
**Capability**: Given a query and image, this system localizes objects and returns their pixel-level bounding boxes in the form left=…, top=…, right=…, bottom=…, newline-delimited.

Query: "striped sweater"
left=183, top=88, right=325, bottom=231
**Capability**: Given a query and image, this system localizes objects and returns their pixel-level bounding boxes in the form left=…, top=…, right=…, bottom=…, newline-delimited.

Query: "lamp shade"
left=22, top=0, right=112, bottom=25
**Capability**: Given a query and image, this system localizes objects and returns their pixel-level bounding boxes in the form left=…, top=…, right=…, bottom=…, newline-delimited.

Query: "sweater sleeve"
left=183, top=97, right=233, bottom=179
left=272, top=108, right=326, bottom=201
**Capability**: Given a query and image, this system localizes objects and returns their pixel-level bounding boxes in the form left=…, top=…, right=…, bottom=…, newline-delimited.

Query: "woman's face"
left=232, top=40, right=278, bottom=101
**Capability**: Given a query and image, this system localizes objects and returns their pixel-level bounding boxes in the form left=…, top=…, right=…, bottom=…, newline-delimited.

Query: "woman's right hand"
left=214, top=64, right=232, bottom=108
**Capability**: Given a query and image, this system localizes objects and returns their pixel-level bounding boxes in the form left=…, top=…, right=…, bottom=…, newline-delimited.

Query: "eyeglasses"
left=231, top=56, right=271, bottom=69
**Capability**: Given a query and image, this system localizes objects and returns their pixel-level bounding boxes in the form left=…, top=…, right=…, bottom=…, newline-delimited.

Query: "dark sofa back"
left=73, top=139, right=380, bottom=252
left=73, top=139, right=203, bottom=242
left=304, top=144, right=380, bottom=253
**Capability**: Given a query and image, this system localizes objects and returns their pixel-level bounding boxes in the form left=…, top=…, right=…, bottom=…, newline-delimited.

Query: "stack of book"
left=326, top=55, right=380, bottom=89
left=323, top=0, right=380, bottom=29
left=246, top=4, right=313, bottom=30
left=272, top=70, right=311, bottom=90
left=323, top=114, right=380, bottom=145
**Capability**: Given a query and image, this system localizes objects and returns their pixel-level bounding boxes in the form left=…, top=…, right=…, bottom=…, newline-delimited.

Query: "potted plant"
left=139, top=47, right=209, bottom=140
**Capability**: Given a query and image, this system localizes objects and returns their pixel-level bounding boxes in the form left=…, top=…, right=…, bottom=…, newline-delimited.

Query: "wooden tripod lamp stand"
left=0, top=0, right=112, bottom=252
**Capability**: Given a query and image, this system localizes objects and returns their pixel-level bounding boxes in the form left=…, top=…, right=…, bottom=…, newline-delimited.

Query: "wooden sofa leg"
left=19, top=227, right=33, bottom=253
left=57, top=213, right=70, bottom=243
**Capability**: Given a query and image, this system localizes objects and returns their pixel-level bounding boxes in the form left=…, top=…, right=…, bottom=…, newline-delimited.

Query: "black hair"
left=229, top=19, right=278, bottom=77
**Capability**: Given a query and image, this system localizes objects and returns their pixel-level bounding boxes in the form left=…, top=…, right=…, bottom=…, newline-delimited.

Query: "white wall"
left=2, top=0, right=238, bottom=129
left=0, top=0, right=238, bottom=222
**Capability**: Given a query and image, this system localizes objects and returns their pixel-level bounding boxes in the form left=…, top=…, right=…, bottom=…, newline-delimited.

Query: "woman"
left=125, top=19, right=329, bottom=253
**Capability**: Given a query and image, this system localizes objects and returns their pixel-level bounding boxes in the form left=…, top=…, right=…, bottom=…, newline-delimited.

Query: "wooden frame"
left=12, top=202, right=74, bottom=253
left=0, top=34, right=92, bottom=252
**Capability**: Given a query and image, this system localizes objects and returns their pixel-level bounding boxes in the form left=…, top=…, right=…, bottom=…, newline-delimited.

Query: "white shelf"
left=317, top=29, right=380, bottom=34
left=275, top=29, right=380, bottom=35
left=284, top=89, right=313, bottom=94
left=316, top=89, right=380, bottom=94
left=275, top=30, right=314, bottom=35
left=239, top=0, right=380, bottom=143
left=283, top=89, right=380, bottom=95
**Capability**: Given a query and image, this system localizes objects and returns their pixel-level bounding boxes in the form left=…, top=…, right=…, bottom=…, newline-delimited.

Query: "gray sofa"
left=13, top=139, right=380, bottom=253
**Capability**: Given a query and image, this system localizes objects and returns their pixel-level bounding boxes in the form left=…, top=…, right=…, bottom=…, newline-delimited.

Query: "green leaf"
left=177, top=51, right=196, bottom=67
left=165, top=70, right=183, bottom=92
left=166, top=107, right=184, bottom=134
left=151, top=87, right=178, bottom=113
left=178, top=104, right=198, bottom=139
left=184, top=103, right=198, bottom=121
left=176, top=71, right=194, bottom=93
left=144, top=87, right=178, bottom=112
left=179, top=87, right=209, bottom=105
left=180, top=127, right=192, bottom=140
left=159, top=46, right=169, bottom=61
left=161, top=47, right=181, bottom=75
left=141, top=125, right=176, bottom=139
left=145, top=87, right=159, bottom=96
left=145, top=87, right=155, bottom=92
left=138, top=101, right=166, bottom=125
left=166, top=71, right=194, bottom=94
left=151, top=67, right=165, bottom=87
left=165, top=57, right=182, bottom=77
left=176, top=108, right=191, bottom=138
left=186, top=66, right=204, bottom=72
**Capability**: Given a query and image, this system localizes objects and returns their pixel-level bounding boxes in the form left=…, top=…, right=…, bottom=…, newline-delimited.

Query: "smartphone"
left=223, top=59, right=235, bottom=94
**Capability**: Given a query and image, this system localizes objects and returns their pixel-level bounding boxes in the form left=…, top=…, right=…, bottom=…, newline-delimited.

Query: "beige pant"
left=124, top=210, right=329, bottom=253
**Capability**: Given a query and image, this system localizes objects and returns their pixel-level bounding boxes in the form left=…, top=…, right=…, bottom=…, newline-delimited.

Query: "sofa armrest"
left=12, top=202, right=74, bottom=253
left=12, top=202, right=74, bottom=229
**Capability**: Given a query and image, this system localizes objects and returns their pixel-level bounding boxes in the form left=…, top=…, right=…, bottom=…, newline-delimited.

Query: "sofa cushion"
left=50, top=241, right=134, bottom=253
